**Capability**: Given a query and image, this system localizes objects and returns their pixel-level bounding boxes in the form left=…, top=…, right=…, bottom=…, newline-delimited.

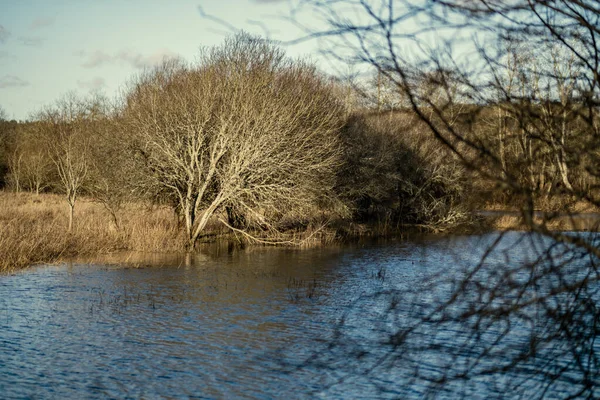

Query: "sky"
left=0, top=0, right=322, bottom=121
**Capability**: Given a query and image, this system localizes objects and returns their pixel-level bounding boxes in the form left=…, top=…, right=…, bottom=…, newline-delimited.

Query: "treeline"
left=0, top=34, right=473, bottom=250
left=357, top=40, right=600, bottom=211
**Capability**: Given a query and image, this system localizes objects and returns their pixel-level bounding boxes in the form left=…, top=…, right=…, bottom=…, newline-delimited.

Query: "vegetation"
left=124, top=36, right=345, bottom=247
left=2, top=17, right=599, bottom=272
left=0, top=192, right=185, bottom=272
left=338, top=112, right=469, bottom=230
left=0, top=33, right=480, bottom=271
left=2, top=2, right=599, bottom=397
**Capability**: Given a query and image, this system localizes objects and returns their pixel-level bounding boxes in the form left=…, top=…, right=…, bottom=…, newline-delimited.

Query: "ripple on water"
left=1, top=233, right=598, bottom=398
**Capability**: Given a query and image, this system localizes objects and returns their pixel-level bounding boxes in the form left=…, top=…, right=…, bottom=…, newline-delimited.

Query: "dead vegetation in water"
left=0, top=190, right=472, bottom=273
left=0, top=192, right=361, bottom=272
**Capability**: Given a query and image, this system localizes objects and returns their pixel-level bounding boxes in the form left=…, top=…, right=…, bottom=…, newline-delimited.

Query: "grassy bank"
left=0, top=192, right=348, bottom=272
left=480, top=199, right=600, bottom=232
left=0, top=192, right=464, bottom=272
left=7, top=191, right=595, bottom=273
left=0, top=192, right=187, bottom=272
left=487, top=212, right=600, bottom=232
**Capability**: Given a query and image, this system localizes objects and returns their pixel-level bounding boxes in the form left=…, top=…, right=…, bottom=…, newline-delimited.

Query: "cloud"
left=0, top=75, right=30, bottom=88
left=116, top=49, right=179, bottom=69
left=18, top=36, right=44, bottom=47
left=0, top=25, right=10, bottom=43
left=80, top=50, right=113, bottom=68
left=78, top=48, right=179, bottom=69
left=77, top=77, right=107, bottom=90
left=30, top=17, right=55, bottom=30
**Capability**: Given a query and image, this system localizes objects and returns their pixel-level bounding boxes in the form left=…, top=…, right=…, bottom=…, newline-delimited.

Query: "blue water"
left=1, top=232, right=598, bottom=399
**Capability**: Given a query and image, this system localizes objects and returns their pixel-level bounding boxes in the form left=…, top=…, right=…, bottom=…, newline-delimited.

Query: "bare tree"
left=39, top=93, right=92, bottom=231
left=540, top=44, right=580, bottom=192
left=6, top=123, right=53, bottom=194
left=6, top=144, right=24, bottom=193
left=0, top=112, right=18, bottom=188
left=24, top=146, right=52, bottom=195
left=86, top=119, right=133, bottom=229
left=82, top=96, right=141, bottom=230
left=124, top=33, right=345, bottom=248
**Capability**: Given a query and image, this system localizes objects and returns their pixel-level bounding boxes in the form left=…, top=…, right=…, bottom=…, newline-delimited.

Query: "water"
left=1, top=232, right=598, bottom=399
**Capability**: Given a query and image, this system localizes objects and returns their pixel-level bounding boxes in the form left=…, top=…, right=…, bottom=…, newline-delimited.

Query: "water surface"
left=1, top=232, right=597, bottom=398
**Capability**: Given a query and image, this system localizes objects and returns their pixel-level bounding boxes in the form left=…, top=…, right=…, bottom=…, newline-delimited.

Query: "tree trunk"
left=184, top=203, right=193, bottom=244
left=557, top=109, right=573, bottom=191
left=68, top=202, right=74, bottom=231
left=497, top=108, right=507, bottom=180
left=109, top=208, right=120, bottom=231
left=556, top=150, right=573, bottom=191
left=189, top=202, right=222, bottom=248
left=376, top=69, right=383, bottom=113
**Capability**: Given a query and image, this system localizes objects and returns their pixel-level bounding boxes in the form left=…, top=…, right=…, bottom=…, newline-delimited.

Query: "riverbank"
left=0, top=192, right=456, bottom=272
left=2, top=192, right=597, bottom=273
left=481, top=210, right=600, bottom=231
left=0, top=192, right=341, bottom=272
left=480, top=199, right=600, bottom=232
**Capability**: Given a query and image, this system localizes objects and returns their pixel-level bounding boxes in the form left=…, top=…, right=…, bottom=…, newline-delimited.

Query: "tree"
left=6, top=123, right=53, bottom=194
left=38, top=93, right=93, bottom=231
left=6, top=141, right=24, bottom=193
left=124, top=33, right=345, bottom=248
left=337, top=113, right=468, bottom=230
left=0, top=109, right=19, bottom=188
left=83, top=96, right=140, bottom=230
left=279, top=0, right=600, bottom=396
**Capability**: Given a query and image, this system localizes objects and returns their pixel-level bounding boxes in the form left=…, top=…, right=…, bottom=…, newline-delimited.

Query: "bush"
left=337, top=112, right=469, bottom=230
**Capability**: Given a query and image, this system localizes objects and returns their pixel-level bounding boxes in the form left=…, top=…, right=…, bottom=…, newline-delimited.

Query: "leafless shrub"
left=338, top=112, right=469, bottom=231
left=6, top=122, right=53, bottom=194
left=85, top=99, right=144, bottom=230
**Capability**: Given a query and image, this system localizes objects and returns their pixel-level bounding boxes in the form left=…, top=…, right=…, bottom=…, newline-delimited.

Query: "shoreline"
left=478, top=210, right=600, bottom=232
left=1, top=191, right=598, bottom=273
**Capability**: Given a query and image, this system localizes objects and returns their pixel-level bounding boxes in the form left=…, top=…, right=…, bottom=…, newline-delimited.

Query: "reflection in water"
left=0, top=233, right=597, bottom=398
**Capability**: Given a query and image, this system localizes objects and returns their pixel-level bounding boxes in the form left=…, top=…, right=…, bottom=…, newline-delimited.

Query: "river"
left=1, top=232, right=598, bottom=399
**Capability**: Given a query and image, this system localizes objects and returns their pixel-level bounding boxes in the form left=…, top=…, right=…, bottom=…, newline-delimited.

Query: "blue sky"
left=0, top=0, right=322, bottom=120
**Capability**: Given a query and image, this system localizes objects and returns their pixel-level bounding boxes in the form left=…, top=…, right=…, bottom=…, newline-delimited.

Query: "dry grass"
left=0, top=191, right=500, bottom=273
left=483, top=198, right=600, bottom=213
left=0, top=192, right=352, bottom=272
left=0, top=192, right=186, bottom=272
left=490, top=213, right=600, bottom=232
